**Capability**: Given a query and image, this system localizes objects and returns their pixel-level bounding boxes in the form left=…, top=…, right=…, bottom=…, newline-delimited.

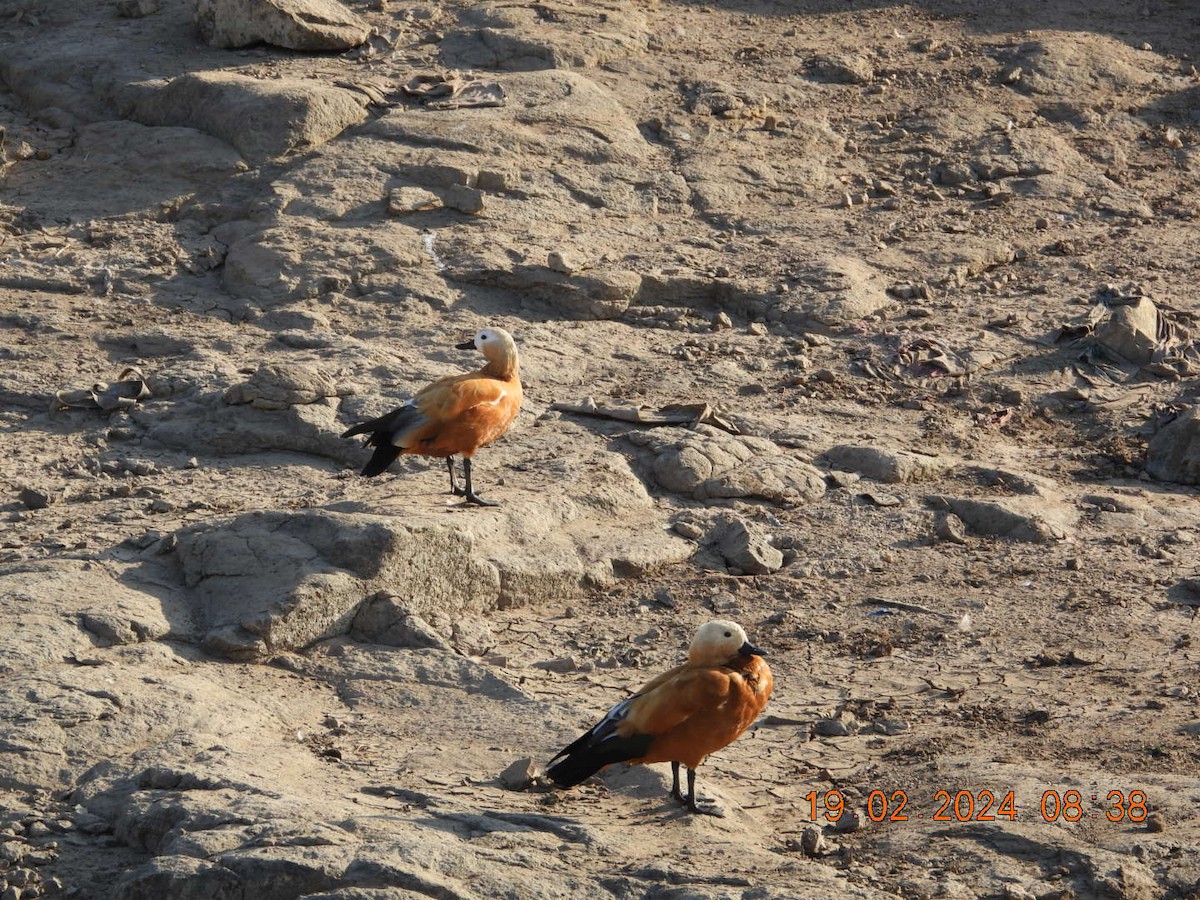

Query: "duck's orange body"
left=343, top=327, right=522, bottom=505
left=547, top=620, right=772, bottom=815
left=400, top=367, right=522, bottom=460
left=621, top=653, right=772, bottom=770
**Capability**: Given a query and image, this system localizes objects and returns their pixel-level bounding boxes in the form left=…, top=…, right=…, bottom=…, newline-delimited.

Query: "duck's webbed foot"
left=681, top=767, right=725, bottom=818
left=461, top=458, right=499, bottom=507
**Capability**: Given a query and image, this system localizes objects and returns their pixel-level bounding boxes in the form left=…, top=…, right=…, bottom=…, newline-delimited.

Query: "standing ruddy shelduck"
left=546, top=620, right=772, bottom=816
left=341, top=327, right=522, bottom=506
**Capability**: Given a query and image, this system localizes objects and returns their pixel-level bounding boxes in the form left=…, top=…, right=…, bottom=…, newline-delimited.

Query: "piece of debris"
left=401, top=73, right=506, bottom=109
left=52, top=367, right=151, bottom=413
left=552, top=397, right=740, bottom=435
left=1056, top=289, right=1200, bottom=378
left=855, top=337, right=1011, bottom=384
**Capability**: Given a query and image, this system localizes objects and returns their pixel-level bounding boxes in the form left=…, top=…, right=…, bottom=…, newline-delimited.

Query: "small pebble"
left=799, top=824, right=827, bottom=856
left=499, top=757, right=536, bottom=791
left=935, top=513, right=968, bottom=544
left=533, top=657, right=577, bottom=674
left=708, top=592, right=740, bottom=614
left=17, top=488, right=53, bottom=510
left=832, top=807, right=862, bottom=833
left=547, top=250, right=577, bottom=274
left=1145, top=810, right=1166, bottom=832
left=711, top=311, right=733, bottom=331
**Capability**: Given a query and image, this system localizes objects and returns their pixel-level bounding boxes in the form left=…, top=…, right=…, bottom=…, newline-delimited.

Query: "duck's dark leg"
left=670, top=762, right=685, bottom=802
left=462, top=457, right=498, bottom=507
left=446, top=457, right=465, bottom=496
left=684, top=768, right=725, bottom=817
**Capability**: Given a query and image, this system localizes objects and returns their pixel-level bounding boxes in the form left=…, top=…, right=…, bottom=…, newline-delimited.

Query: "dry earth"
left=1, top=0, right=1200, bottom=897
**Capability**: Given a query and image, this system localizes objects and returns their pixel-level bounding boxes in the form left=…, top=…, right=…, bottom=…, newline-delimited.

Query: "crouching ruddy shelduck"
left=342, top=327, right=522, bottom=506
left=546, top=620, right=772, bottom=816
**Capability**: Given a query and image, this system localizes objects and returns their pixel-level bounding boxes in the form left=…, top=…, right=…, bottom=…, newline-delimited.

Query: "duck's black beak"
left=455, top=339, right=477, bottom=350
left=739, top=641, right=765, bottom=657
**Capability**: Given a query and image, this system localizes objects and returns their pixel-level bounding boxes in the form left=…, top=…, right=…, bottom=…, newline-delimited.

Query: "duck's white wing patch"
left=476, top=388, right=506, bottom=407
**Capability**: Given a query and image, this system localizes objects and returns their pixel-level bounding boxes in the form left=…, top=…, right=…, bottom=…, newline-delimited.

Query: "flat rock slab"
left=158, top=444, right=688, bottom=657
left=626, top=425, right=826, bottom=506
left=172, top=509, right=501, bottom=658
left=823, top=445, right=956, bottom=484
left=441, top=1, right=650, bottom=70
left=929, top=494, right=1074, bottom=542
left=6, top=120, right=245, bottom=221
left=192, top=0, right=370, bottom=50
left=121, top=71, right=368, bottom=162
left=223, top=362, right=349, bottom=409
left=139, top=396, right=354, bottom=463
left=223, top=224, right=424, bottom=303
left=456, top=265, right=643, bottom=320
left=769, top=255, right=890, bottom=328
left=0, top=560, right=189, bottom=669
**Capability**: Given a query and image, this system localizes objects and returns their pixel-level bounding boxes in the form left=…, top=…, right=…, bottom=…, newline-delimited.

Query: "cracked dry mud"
left=1, top=0, right=1199, bottom=898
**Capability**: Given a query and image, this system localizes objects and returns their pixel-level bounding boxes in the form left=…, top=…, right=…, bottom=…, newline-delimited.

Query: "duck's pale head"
left=456, top=327, right=519, bottom=377
left=687, top=620, right=765, bottom=666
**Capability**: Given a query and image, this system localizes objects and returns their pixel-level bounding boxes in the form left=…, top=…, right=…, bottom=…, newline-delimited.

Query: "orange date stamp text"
left=803, top=789, right=1149, bottom=824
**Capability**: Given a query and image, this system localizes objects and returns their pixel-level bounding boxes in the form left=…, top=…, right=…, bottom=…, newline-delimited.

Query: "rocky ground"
left=2, top=0, right=1200, bottom=897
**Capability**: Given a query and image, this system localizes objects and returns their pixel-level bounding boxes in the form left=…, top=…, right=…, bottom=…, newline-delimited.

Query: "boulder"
left=823, top=445, right=955, bottom=484
left=191, top=0, right=370, bottom=51
left=928, top=495, right=1073, bottom=542
left=1147, top=406, right=1200, bottom=485
left=626, top=425, right=825, bottom=506
left=172, top=510, right=501, bottom=657
left=120, top=72, right=369, bottom=162
left=1093, top=297, right=1161, bottom=366
left=699, top=515, right=783, bottom=575
left=223, top=363, right=347, bottom=410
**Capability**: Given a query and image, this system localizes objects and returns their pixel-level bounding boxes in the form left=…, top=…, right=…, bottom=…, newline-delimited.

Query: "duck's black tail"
left=545, top=731, right=653, bottom=788
left=342, top=406, right=422, bottom=477
left=359, top=443, right=402, bottom=477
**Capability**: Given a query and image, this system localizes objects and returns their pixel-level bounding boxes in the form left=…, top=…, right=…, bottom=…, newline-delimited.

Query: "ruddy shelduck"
left=342, top=327, right=522, bottom=506
left=546, top=620, right=772, bottom=816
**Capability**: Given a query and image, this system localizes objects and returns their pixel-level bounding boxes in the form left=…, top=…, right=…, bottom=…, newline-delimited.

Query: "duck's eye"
left=724, top=631, right=732, bottom=638
left=480, top=334, right=490, bottom=340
